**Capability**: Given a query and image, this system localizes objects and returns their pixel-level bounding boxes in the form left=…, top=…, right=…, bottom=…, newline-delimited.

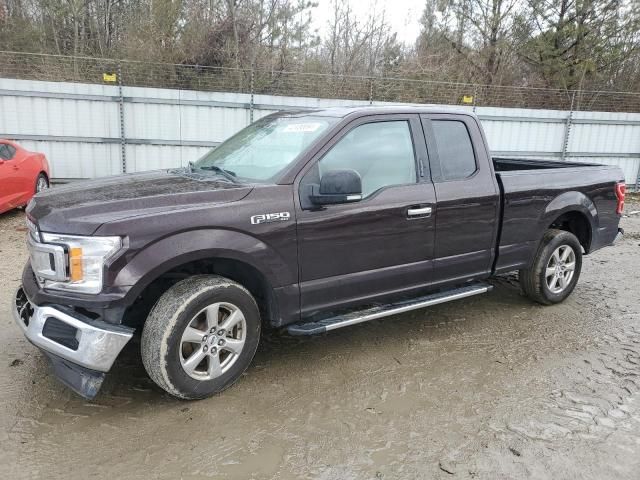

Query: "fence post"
left=117, top=63, right=127, bottom=173
left=368, top=77, right=374, bottom=105
left=249, top=67, right=255, bottom=123
left=472, top=85, right=478, bottom=113
left=561, top=92, right=575, bottom=161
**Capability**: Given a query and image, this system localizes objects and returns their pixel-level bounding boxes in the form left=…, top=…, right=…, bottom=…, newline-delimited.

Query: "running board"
left=287, top=283, right=493, bottom=336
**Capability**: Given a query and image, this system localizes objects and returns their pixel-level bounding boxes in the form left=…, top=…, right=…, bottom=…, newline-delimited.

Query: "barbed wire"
left=1, top=51, right=640, bottom=112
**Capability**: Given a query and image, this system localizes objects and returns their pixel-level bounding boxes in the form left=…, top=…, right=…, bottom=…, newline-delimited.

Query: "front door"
left=295, top=114, right=436, bottom=317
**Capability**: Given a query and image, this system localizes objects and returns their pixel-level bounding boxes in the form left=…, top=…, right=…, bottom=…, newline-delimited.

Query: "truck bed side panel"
left=495, top=166, right=622, bottom=274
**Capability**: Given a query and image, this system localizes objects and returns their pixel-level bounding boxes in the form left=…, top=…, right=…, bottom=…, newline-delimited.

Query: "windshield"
left=193, top=115, right=337, bottom=182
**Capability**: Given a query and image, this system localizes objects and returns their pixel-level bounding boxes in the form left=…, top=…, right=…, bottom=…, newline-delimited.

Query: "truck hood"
left=27, top=170, right=253, bottom=235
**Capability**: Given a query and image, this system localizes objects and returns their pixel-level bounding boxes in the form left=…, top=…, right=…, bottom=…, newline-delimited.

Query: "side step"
left=287, top=283, right=493, bottom=336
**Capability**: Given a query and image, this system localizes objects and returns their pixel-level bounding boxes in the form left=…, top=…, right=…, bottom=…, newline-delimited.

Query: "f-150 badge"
left=251, top=212, right=291, bottom=225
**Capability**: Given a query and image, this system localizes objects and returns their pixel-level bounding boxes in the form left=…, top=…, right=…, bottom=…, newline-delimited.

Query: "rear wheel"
left=141, top=275, right=261, bottom=399
left=519, top=229, right=582, bottom=305
left=35, top=173, right=49, bottom=193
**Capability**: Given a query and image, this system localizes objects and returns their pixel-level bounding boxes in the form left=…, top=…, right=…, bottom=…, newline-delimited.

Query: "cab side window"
left=318, top=121, right=417, bottom=198
left=431, top=120, right=477, bottom=181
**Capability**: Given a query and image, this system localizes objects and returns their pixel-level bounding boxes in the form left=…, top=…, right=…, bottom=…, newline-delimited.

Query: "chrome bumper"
left=12, top=287, right=133, bottom=372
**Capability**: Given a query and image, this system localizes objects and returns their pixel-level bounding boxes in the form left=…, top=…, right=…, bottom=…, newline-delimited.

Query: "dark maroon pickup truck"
left=13, top=106, right=625, bottom=399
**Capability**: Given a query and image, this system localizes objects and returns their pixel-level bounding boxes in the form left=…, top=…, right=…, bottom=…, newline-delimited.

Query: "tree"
left=521, top=0, right=640, bottom=90
left=415, top=0, right=522, bottom=84
left=322, top=0, right=400, bottom=77
left=0, top=0, right=639, bottom=95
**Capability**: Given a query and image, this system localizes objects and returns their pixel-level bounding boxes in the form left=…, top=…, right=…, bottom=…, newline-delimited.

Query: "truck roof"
left=280, top=105, right=477, bottom=118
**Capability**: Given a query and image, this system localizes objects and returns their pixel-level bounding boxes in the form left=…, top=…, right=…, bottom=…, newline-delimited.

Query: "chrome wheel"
left=545, top=245, right=576, bottom=294
left=36, top=176, right=49, bottom=192
left=179, top=302, right=247, bottom=381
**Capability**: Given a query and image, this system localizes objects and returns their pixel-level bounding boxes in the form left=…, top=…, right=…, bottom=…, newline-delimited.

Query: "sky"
left=310, top=0, right=426, bottom=46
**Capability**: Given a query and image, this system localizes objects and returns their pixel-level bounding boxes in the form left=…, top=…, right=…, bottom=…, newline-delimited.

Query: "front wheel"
left=141, top=275, right=261, bottom=399
left=519, top=229, right=583, bottom=305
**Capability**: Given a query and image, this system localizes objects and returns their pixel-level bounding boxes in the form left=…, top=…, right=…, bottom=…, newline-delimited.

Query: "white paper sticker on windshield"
left=282, top=123, right=322, bottom=133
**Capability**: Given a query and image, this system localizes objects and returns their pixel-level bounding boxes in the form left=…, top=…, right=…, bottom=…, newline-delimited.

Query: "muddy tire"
left=519, top=229, right=583, bottom=305
left=141, top=275, right=261, bottom=400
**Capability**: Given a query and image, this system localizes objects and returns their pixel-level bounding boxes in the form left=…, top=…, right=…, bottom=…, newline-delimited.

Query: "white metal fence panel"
left=1, top=78, right=639, bottom=187
left=16, top=140, right=121, bottom=178
left=570, top=156, right=640, bottom=183
left=476, top=107, right=568, bottom=158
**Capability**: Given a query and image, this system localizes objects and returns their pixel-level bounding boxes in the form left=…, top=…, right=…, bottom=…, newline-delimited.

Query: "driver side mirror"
left=310, top=169, right=363, bottom=205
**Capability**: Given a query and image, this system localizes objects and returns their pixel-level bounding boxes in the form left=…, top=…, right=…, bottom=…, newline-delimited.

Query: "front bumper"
left=12, top=287, right=134, bottom=397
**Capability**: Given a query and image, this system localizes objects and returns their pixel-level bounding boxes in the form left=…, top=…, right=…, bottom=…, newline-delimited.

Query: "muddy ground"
left=0, top=203, right=639, bottom=480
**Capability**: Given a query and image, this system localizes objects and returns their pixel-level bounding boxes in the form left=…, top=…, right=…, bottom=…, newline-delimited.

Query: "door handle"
left=407, top=206, right=432, bottom=217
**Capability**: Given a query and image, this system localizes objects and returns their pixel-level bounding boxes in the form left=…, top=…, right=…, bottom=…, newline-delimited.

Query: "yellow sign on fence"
left=462, top=95, right=474, bottom=104
left=103, top=73, right=117, bottom=83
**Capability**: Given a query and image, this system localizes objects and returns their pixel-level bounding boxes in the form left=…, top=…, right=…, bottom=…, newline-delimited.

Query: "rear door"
left=421, top=114, right=499, bottom=286
left=295, top=114, right=436, bottom=316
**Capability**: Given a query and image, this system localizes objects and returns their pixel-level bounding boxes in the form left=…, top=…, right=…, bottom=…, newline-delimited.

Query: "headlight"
left=39, top=233, right=122, bottom=294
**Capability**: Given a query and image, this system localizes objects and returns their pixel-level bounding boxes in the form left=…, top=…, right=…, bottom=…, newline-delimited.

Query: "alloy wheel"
left=545, top=245, right=576, bottom=294
left=36, top=176, right=49, bottom=192
left=179, top=302, right=247, bottom=381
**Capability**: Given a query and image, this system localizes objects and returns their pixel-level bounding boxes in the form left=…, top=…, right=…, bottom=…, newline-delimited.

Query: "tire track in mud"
left=462, top=317, right=640, bottom=479
left=506, top=321, right=639, bottom=439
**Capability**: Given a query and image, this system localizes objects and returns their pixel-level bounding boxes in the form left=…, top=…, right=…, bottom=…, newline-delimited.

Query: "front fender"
left=112, top=228, right=295, bottom=303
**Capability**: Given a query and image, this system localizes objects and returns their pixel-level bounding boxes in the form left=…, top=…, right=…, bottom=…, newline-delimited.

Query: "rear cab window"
left=423, top=117, right=478, bottom=182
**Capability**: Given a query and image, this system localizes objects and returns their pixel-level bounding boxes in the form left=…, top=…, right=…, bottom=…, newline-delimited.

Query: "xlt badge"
left=251, top=212, right=291, bottom=225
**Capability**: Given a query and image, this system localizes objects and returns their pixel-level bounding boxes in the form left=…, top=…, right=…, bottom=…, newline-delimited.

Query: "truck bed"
left=492, top=157, right=623, bottom=275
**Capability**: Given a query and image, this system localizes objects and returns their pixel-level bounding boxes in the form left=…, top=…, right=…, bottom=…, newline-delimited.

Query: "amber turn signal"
left=69, top=247, right=83, bottom=281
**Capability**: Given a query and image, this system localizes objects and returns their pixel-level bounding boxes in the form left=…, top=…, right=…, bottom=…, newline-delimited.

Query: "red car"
left=0, top=140, right=50, bottom=214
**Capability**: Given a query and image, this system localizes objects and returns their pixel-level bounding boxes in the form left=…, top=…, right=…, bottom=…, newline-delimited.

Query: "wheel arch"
left=113, top=229, right=293, bottom=329
left=121, top=252, right=280, bottom=330
left=547, top=210, right=593, bottom=253
left=541, top=191, right=597, bottom=253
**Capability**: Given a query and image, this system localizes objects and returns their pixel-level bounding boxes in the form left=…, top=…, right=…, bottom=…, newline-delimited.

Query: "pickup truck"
left=12, top=106, right=626, bottom=400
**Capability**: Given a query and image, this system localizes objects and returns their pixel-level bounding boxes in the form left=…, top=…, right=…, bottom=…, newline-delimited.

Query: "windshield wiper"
left=188, top=162, right=238, bottom=182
